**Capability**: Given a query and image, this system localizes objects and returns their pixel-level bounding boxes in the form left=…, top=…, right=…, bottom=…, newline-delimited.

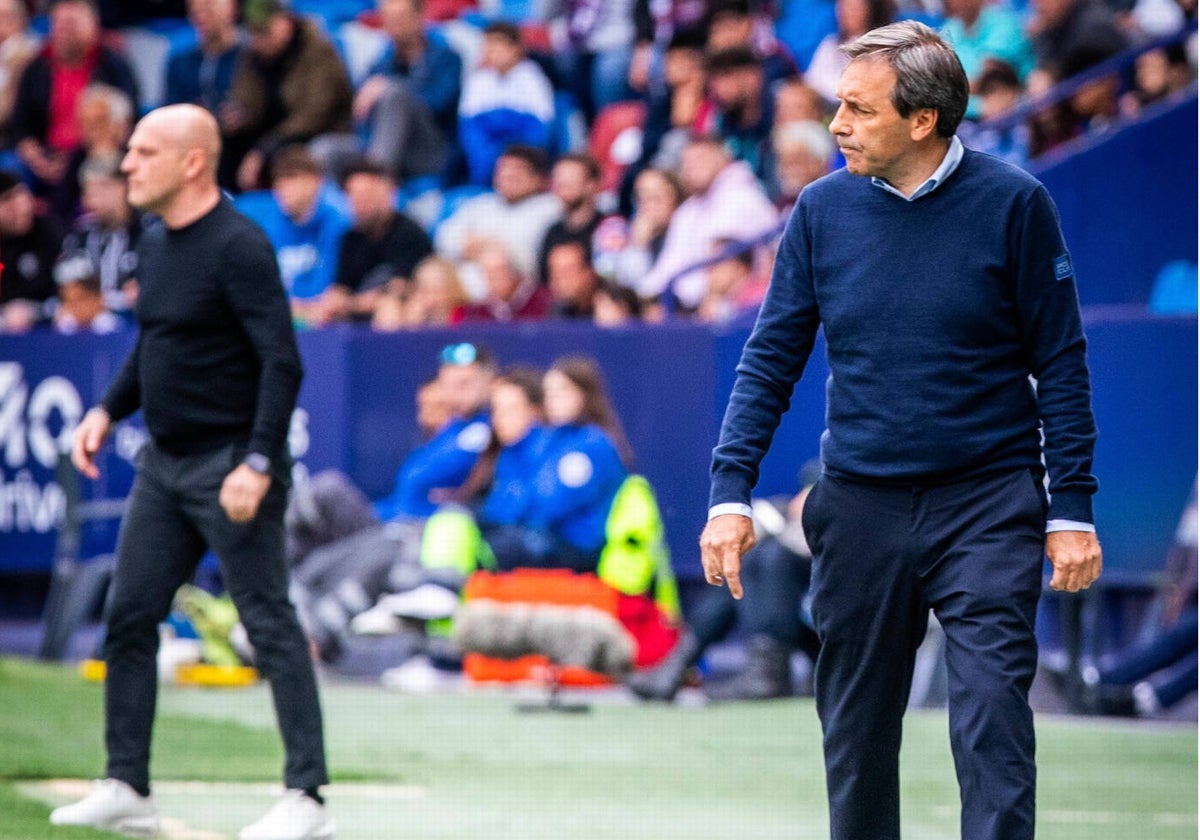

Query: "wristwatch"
left=242, top=453, right=271, bottom=474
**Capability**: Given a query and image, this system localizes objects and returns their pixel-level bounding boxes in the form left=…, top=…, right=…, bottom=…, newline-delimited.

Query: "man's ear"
left=909, top=108, right=939, bottom=142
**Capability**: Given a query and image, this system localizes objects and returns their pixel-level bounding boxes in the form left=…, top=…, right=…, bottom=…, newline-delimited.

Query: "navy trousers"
left=103, top=442, right=329, bottom=795
left=802, top=469, right=1047, bottom=840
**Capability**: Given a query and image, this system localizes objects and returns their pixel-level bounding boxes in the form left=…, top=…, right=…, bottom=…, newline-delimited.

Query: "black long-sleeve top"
left=102, top=197, right=303, bottom=461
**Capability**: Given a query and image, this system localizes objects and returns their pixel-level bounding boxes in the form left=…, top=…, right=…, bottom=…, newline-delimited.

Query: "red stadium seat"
left=589, top=100, right=647, bottom=193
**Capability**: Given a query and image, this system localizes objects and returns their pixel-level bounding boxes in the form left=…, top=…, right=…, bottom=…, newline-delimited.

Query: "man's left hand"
left=1046, top=530, right=1103, bottom=592
left=219, top=464, right=271, bottom=523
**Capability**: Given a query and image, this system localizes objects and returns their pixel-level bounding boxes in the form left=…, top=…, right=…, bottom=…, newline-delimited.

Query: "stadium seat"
left=589, top=100, right=647, bottom=194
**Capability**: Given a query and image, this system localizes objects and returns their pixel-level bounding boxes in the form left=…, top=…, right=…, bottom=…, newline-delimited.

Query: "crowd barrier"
left=1, top=312, right=1194, bottom=585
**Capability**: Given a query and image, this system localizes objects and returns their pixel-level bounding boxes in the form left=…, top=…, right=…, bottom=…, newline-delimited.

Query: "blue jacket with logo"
left=479, top=425, right=548, bottom=527
left=527, top=423, right=627, bottom=552
left=374, top=413, right=492, bottom=521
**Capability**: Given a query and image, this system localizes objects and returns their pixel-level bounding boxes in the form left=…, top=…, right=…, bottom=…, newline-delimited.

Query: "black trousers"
left=802, top=469, right=1046, bottom=840
left=103, top=442, right=329, bottom=794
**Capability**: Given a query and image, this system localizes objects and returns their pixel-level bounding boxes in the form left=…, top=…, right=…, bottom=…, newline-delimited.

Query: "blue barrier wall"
left=1, top=313, right=1194, bottom=581
left=1034, top=95, right=1198, bottom=307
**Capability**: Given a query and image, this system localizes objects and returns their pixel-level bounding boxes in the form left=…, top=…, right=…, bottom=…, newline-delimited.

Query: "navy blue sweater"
left=710, top=149, right=1098, bottom=523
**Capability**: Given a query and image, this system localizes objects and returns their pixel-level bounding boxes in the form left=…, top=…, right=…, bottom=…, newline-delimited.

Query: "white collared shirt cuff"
left=1046, top=519, right=1096, bottom=533
left=709, top=503, right=754, bottom=521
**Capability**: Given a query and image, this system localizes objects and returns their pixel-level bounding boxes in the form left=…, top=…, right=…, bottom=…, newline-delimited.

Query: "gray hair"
left=773, top=120, right=835, bottom=162
left=840, top=21, right=969, bottom=138
left=79, top=83, right=135, bottom=128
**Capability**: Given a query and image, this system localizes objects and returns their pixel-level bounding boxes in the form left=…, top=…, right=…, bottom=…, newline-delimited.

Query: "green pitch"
left=1, top=656, right=1194, bottom=839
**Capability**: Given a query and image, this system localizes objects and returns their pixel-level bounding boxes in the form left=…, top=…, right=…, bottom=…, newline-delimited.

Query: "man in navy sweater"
left=58, top=105, right=334, bottom=840
left=701, top=22, right=1101, bottom=840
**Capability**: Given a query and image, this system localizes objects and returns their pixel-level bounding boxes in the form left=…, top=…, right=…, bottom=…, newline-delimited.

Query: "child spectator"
left=941, top=0, right=1035, bottom=118
left=960, top=61, right=1030, bottom=166
left=52, top=250, right=121, bottom=334
left=458, top=21, right=555, bottom=186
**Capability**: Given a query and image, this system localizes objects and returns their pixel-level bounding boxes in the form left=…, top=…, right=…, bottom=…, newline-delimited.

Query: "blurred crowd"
left=0, top=0, right=1194, bottom=334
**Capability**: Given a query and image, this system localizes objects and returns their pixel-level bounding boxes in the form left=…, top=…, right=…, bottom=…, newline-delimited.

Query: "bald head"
left=123, top=105, right=223, bottom=226
left=141, top=105, right=222, bottom=172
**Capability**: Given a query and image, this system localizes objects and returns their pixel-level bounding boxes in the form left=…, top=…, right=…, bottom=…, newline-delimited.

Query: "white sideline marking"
left=25, top=779, right=429, bottom=839
left=40, top=778, right=428, bottom=799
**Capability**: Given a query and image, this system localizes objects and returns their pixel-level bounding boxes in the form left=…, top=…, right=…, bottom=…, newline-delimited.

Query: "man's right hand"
left=699, top=514, right=757, bottom=599
left=72, top=407, right=112, bottom=479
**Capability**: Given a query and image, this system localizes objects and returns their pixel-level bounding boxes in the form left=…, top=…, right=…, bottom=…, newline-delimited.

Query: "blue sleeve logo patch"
left=1054, top=254, right=1073, bottom=281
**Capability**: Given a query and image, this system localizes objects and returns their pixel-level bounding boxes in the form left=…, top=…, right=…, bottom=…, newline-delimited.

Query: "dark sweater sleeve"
left=101, top=334, right=142, bottom=422
left=709, top=203, right=821, bottom=508
left=220, top=228, right=304, bottom=460
left=1011, top=185, right=1099, bottom=523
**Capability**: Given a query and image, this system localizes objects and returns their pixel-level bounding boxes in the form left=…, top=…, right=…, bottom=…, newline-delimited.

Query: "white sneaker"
left=380, top=654, right=459, bottom=694
left=49, top=778, right=160, bottom=837
left=377, top=584, right=460, bottom=621
left=239, top=789, right=335, bottom=840
left=349, top=603, right=404, bottom=636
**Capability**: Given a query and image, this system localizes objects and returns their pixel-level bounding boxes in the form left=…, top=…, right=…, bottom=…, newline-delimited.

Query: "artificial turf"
left=1, top=656, right=1194, bottom=839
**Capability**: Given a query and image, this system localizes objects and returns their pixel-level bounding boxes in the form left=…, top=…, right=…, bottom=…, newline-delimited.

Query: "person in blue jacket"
left=372, top=342, right=495, bottom=522
left=255, top=146, right=350, bottom=308
left=492, top=356, right=631, bottom=573
left=286, top=342, right=495, bottom=660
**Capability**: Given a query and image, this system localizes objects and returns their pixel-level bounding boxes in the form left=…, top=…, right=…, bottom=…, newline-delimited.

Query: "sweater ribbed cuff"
left=1047, top=489, right=1094, bottom=525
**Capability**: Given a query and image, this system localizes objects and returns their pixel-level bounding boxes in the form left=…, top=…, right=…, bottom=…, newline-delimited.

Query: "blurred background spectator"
left=220, top=0, right=354, bottom=191
left=0, top=0, right=39, bottom=150
left=435, top=143, right=560, bottom=283
left=51, top=248, right=121, bottom=333
left=546, top=0, right=636, bottom=123
left=458, top=20, right=554, bottom=185
left=256, top=145, right=351, bottom=319
left=9, top=0, right=137, bottom=201
left=163, top=0, right=241, bottom=113
left=60, top=153, right=140, bottom=316
left=460, top=240, right=549, bottom=322
left=0, top=169, right=61, bottom=332
left=308, top=155, right=431, bottom=325
left=806, top=0, right=896, bottom=105
left=356, top=0, right=462, bottom=184
left=637, top=133, right=776, bottom=312
left=537, top=151, right=603, bottom=283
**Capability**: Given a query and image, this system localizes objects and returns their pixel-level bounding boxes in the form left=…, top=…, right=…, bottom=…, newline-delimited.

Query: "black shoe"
left=625, top=630, right=700, bottom=702
left=704, top=635, right=792, bottom=702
